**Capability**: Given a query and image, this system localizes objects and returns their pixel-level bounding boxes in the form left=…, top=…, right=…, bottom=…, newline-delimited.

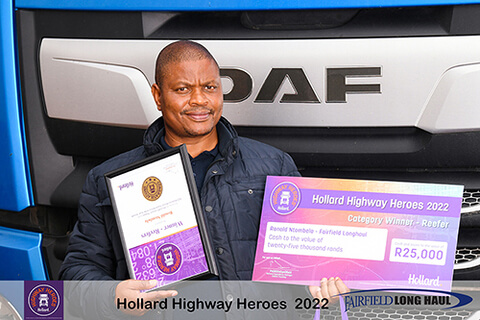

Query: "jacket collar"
left=143, top=116, right=238, bottom=158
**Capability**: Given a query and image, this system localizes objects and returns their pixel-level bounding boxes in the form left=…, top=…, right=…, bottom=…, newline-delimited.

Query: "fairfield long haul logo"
left=339, top=288, right=473, bottom=312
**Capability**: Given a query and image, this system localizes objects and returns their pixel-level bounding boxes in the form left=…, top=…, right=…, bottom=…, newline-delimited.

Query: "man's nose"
left=190, top=88, right=208, bottom=106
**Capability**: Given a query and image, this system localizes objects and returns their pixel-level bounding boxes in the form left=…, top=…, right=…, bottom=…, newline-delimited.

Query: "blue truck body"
left=1, top=0, right=479, bottom=280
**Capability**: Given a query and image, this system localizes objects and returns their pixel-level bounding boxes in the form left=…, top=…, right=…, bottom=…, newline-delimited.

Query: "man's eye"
left=176, top=87, right=188, bottom=92
left=205, top=85, right=217, bottom=90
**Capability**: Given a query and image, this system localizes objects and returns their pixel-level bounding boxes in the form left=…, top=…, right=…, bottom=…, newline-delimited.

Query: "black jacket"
left=59, top=117, right=303, bottom=319
left=60, top=116, right=299, bottom=282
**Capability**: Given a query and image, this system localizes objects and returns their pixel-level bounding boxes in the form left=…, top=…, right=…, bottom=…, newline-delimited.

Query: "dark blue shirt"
left=160, top=135, right=218, bottom=192
left=159, top=136, right=221, bottom=284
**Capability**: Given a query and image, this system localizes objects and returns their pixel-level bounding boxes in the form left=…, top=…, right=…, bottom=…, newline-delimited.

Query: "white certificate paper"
left=105, top=145, right=217, bottom=289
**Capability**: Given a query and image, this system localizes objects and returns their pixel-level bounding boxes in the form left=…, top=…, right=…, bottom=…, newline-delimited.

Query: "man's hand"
left=308, top=277, right=349, bottom=304
left=115, top=279, right=178, bottom=317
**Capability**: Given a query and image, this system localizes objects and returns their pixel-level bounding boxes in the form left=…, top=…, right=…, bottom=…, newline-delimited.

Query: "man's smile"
left=183, top=110, right=213, bottom=121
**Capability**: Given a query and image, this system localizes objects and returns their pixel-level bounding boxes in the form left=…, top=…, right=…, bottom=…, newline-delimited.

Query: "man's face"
left=151, top=58, right=223, bottom=142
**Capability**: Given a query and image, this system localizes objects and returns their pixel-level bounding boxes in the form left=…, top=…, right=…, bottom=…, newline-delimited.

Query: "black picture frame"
left=105, top=144, right=218, bottom=289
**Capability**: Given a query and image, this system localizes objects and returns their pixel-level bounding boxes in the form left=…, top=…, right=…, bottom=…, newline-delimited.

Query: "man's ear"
left=151, top=83, right=162, bottom=111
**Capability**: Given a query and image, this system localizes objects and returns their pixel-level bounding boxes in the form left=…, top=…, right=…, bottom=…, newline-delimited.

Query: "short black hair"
left=154, top=40, right=219, bottom=85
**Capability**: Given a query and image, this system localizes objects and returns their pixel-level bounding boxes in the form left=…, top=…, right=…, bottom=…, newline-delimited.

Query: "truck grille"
left=454, top=190, right=480, bottom=270
left=455, top=248, right=480, bottom=264
left=462, top=190, right=480, bottom=209
left=299, top=307, right=474, bottom=320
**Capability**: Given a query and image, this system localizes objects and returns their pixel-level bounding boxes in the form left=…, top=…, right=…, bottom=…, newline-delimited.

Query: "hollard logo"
left=118, top=181, right=134, bottom=191
left=220, top=67, right=382, bottom=104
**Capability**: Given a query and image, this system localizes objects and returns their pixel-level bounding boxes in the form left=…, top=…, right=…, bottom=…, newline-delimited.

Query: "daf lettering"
left=255, top=68, right=320, bottom=103
left=326, top=67, right=382, bottom=103
left=221, top=67, right=382, bottom=103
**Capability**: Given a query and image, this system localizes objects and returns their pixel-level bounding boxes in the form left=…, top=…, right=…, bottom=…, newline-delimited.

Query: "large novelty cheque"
left=252, top=176, right=463, bottom=291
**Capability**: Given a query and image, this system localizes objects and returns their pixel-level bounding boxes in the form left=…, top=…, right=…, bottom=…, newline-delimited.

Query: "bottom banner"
left=0, top=280, right=479, bottom=320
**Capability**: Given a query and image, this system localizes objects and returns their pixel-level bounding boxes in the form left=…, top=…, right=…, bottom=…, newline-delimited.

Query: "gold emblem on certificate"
left=142, top=176, right=163, bottom=201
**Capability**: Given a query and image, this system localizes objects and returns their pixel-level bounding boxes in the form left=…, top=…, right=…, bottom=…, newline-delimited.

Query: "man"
left=60, top=40, right=347, bottom=318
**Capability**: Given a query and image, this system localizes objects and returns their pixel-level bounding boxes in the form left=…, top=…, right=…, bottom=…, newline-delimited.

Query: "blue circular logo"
left=270, top=182, right=301, bottom=215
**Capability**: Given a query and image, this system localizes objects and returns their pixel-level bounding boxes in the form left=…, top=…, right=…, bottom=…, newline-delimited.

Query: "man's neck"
left=164, top=129, right=218, bottom=158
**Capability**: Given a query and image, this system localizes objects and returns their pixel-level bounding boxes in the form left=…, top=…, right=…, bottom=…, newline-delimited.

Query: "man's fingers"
left=335, top=277, right=350, bottom=294
left=308, top=285, right=322, bottom=299
left=126, top=279, right=158, bottom=290
left=320, top=278, right=330, bottom=300
left=308, top=278, right=329, bottom=299
left=115, top=279, right=179, bottom=317
left=125, top=279, right=178, bottom=300
left=327, top=277, right=340, bottom=297
left=309, top=277, right=350, bottom=302
left=143, top=290, right=178, bottom=301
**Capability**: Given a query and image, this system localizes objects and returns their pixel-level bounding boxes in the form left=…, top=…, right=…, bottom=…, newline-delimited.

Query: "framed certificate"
left=105, top=145, right=218, bottom=289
